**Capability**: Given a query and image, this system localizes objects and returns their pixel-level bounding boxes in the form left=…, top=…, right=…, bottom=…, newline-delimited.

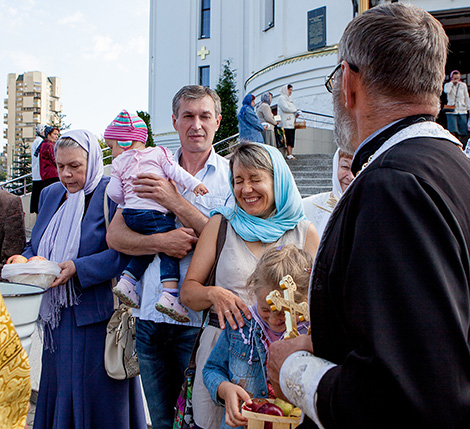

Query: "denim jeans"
left=135, top=320, right=199, bottom=429
left=122, top=208, right=179, bottom=282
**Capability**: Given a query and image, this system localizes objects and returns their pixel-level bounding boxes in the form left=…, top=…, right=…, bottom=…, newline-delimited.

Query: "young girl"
left=105, top=109, right=208, bottom=322
left=202, top=244, right=313, bottom=428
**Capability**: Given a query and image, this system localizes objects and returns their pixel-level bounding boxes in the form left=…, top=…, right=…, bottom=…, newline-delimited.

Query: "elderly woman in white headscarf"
left=256, top=92, right=278, bottom=147
left=23, top=130, right=146, bottom=429
left=302, top=149, right=354, bottom=238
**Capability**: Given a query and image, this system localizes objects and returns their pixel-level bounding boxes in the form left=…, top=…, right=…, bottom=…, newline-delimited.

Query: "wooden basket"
left=294, top=118, right=306, bottom=129
left=241, top=400, right=300, bottom=429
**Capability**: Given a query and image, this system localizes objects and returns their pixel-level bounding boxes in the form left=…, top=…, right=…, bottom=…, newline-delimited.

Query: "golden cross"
left=197, top=45, right=210, bottom=60
left=266, top=275, right=309, bottom=339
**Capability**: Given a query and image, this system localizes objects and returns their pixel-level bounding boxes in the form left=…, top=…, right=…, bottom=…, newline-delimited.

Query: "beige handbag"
left=104, top=299, right=140, bottom=380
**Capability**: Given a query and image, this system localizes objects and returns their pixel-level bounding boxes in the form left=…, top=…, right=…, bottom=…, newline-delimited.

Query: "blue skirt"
left=33, top=306, right=147, bottom=429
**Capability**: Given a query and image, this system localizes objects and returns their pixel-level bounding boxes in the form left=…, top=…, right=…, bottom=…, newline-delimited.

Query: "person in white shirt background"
left=443, top=70, right=470, bottom=147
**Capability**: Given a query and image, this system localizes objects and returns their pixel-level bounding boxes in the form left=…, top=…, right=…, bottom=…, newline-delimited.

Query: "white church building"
left=148, top=0, right=470, bottom=151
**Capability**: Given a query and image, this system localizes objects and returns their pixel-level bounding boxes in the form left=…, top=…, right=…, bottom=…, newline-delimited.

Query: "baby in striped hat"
left=105, top=109, right=208, bottom=322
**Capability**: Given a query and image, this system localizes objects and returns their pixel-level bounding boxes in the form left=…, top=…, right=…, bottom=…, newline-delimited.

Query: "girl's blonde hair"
left=247, top=244, right=313, bottom=302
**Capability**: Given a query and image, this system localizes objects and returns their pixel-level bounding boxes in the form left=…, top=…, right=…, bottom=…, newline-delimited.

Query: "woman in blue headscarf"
left=24, top=130, right=146, bottom=429
left=238, top=94, right=265, bottom=143
left=181, top=142, right=319, bottom=429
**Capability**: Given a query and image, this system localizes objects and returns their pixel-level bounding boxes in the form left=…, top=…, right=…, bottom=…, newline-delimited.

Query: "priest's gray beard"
left=332, top=86, right=356, bottom=156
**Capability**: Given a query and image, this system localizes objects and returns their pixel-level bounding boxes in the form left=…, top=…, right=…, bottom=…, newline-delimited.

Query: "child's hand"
left=193, top=183, right=209, bottom=196
left=217, top=381, right=251, bottom=428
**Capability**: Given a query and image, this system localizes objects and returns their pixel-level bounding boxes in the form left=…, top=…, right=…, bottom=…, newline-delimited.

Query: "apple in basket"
left=242, top=398, right=269, bottom=413
left=257, top=403, right=284, bottom=417
left=28, top=256, right=48, bottom=262
left=6, top=254, right=28, bottom=264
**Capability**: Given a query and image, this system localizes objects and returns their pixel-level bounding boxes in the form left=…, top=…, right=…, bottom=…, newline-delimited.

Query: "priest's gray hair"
left=338, top=3, right=448, bottom=106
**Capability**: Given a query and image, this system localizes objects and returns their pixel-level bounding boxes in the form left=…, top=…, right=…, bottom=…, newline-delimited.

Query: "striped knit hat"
left=104, top=110, right=148, bottom=147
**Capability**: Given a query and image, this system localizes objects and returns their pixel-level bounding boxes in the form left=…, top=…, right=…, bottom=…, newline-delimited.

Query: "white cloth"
left=357, top=121, right=461, bottom=177
left=133, top=148, right=234, bottom=327
left=280, top=351, right=336, bottom=429
left=444, top=81, right=470, bottom=114
left=30, top=136, right=43, bottom=181
left=303, top=192, right=333, bottom=239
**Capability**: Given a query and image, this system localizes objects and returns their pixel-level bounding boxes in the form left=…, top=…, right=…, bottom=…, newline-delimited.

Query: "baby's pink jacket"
left=107, top=146, right=203, bottom=213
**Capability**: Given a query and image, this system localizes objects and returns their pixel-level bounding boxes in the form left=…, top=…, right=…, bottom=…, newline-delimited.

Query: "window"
left=264, top=0, right=274, bottom=31
left=199, top=66, right=210, bottom=87
left=200, top=0, right=210, bottom=38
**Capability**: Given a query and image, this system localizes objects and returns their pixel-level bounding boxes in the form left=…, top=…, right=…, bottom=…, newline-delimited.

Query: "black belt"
left=207, top=312, right=220, bottom=329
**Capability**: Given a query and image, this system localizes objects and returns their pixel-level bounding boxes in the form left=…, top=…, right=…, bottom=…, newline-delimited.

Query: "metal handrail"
left=0, top=146, right=113, bottom=194
left=299, top=110, right=333, bottom=119
left=298, top=110, right=334, bottom=130
left=213, top=133, right=239, bottom=149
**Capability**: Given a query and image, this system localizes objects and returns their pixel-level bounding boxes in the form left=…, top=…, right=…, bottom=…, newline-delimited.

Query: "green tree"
left=137, top=111, right=155, bottom=147
left=11, top=139, right=32, bottom=194
left=214, top=60, right=239, bottom=153
left=50, top=112, right=71, bottom=131
left=98, top=138, right=113, bottom=166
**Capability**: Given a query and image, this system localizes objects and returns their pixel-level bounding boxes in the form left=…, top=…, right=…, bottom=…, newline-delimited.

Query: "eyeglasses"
left=325, top=62, right=359, bottom=93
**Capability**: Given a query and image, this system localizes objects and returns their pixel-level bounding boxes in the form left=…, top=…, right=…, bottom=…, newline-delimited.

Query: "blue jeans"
left=135, top=320, right=199, bottom=429
left=446, top=113, right=468, bottom=136
left=122, top=208, right=179, bottom=282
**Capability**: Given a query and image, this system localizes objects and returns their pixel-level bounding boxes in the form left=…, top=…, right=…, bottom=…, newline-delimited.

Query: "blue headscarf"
left=212, top=143, right=306, bottom=243
left=238, top=93, right=255, bottom=119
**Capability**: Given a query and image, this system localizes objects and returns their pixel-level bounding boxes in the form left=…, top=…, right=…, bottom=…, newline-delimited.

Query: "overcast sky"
left=0, top=0, right=149, bottom=151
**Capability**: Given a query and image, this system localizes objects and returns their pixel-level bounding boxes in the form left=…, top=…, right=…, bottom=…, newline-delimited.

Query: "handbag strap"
left=104, top=183, right=118, bottom=306
left=187, top=216, right=228, bottom=369
left=206, top=216, right=228, bottom=287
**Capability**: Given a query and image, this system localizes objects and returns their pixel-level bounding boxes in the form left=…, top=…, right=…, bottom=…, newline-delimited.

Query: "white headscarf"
left=280, top=84, right=293, bottom=102
left=37, top=130, right=103, bottom=347
left=331, top=149, right=342, bottom=198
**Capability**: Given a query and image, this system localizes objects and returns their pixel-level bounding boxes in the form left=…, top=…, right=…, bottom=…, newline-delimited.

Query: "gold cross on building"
left=266, top=275, right=309, bottom=339
left=197, top=45, right=210, bottom=60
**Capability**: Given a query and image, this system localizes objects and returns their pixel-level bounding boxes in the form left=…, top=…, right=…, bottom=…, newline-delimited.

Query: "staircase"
left=287, top=154, right=334, bottom=198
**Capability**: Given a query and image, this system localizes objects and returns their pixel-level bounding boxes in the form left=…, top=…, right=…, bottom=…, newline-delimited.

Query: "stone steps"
left=286, top=154, right=334, bottom=198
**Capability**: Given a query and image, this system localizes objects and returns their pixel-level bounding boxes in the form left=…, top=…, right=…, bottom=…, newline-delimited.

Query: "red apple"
left=28, top=256, right=48, bottom=262
left=6, top=254, right=28, bottom=264
left=248, top=398, right=269, bottom=413
left=257, top=403, right=284, bottom=417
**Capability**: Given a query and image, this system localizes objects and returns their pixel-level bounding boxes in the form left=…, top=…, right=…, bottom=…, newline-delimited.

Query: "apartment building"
left=3, top=71, right=62, bottom=179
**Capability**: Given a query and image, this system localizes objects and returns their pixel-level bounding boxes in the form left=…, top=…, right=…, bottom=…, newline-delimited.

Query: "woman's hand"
left=50, top=260, right=77, bottom=288
left=208, top=286, right=251, bottom=330
left=217, top=381, right=251, bottom=428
